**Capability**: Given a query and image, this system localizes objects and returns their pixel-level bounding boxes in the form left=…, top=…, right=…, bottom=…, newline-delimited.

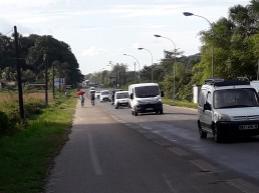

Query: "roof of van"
left=129, top=83, right=159, bottom=88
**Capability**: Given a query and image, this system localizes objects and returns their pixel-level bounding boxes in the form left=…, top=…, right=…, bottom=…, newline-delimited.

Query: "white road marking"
left=168, top=147, right=190, bottom=157
left=190, top=159, right=218, bottom=172
left=140, top=125, right=153, bottom=130
left=88, top=133, right=103, bottom=176
left=227, top=178, right=259, bottom=193
left=162, top=174, right=178, bottom=193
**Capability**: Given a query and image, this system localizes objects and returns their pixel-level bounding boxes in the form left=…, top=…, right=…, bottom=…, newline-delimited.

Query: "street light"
left=138, top=47, right=154, bottom=82
left=154, top=34, right=177, bottom=99
left=183, top=11, right=214, bottom=77
left=123, top=53, right=141, bottom=82
left=154, top=34, right=176, bottom=52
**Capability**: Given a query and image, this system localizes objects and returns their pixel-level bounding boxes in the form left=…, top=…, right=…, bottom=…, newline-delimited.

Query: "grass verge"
left=163, top=98, right=197, bottom=109
left=0, top=94, right=76, bottom=193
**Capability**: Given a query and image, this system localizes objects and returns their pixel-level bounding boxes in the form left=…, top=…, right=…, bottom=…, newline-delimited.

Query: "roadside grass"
left=0, top=94, right=76, bottom=193
left=163, top=98, right=198, bottom=109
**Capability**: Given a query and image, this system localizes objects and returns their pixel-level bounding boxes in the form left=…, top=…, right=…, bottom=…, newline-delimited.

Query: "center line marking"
left=162, top=174, right=178, bottom=193
left=88, top=133, right=103, bottom=176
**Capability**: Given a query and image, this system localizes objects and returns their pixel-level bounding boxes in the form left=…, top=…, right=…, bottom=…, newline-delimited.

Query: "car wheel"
left=198, top=121, right=207, bottom=139
left=160, top=109, right=164, bottom=114
left=213, top=126, right=224, bottom=143
left=134, top=107, right=138, bottom=116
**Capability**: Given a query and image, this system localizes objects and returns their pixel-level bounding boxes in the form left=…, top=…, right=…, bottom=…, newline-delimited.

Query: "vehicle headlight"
left=136, top=100, right=144, bottom=104
left=214, top=113, right=230, bottom=122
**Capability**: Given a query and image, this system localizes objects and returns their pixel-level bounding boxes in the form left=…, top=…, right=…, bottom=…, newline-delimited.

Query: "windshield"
left=116, top=92, right=129, bottom=99
left=135, top=86, right=159, bottom=98
left=101, top=91, right=109, bottom=95
left=214, top=88, right=259, bottom=109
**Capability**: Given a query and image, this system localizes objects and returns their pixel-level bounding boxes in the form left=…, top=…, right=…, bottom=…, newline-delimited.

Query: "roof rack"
left=204, top=78, right=224, bottom=85
left=204, top=79, right=250, bottom=87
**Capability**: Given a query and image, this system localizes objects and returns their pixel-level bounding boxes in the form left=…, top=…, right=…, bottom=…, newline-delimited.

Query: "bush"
left=24, top=101, right=45, bottom=117
left=0, top=111, right=9, bottom=131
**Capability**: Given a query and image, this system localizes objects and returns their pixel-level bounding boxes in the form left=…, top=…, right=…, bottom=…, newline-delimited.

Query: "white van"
left=114, top=91, right=129, bottom=109
left=128, top=83, right=164, bottom=116
left=99, top=90, right=110, bottom=102
left=198, top=79, right=259, bottom=143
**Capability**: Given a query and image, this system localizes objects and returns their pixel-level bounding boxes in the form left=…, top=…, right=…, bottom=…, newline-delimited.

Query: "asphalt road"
left=101, top=101, right=259, bottom=181
left=46, top=100, right=259, bottom=193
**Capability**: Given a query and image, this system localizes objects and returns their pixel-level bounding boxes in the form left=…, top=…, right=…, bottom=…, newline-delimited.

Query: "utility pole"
left=52, top=62, right=55, bottom=99
left=134, top=62, right=136, bottom=82
left=14, top=26, right=25, bottom=121
left=44, top=54, right=48, bottom=106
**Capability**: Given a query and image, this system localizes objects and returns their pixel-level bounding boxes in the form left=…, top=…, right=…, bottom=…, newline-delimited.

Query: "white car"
left=95, top=91, right=100, bottom=100
left=198, top=78, right=259, bottom=143
left=114, top=91, right=129, bottom=109
left=100, top=90, right=110, bottom=102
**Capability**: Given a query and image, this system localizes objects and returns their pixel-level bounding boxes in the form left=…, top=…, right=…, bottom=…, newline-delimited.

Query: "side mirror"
left=161, top=91, right=164, bottom=97
left=130, top=93, right=133, bottom=99
left=203, top=103, right=211, bottom=111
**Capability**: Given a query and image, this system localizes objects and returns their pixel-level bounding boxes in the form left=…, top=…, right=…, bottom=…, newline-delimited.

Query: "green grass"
left=0, top=95, right=77, bottom=193
left=163, top=98, right=198, bottom=109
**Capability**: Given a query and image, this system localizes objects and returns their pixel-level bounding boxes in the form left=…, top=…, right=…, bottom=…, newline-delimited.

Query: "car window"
left=206, top=92, right=212, bottom=105
left=214, top=88, right=259, bottom=109
left=198, top=89, right=207, bottom=106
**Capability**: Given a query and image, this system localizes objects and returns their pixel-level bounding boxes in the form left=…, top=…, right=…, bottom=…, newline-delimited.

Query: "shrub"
left=0, top=111, right=9, bottom=131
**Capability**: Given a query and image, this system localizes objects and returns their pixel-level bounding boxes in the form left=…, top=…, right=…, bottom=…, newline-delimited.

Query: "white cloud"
left=131, top=42, right=141, bottom=49
left=81, top=46, right=106, bottom=57
left=0, top=0, right=53, bottom=7
left=109, top=4, right=187, bottom=17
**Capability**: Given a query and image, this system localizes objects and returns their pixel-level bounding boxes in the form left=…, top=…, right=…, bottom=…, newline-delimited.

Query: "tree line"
left=0, top=32, right=84, bottom=87
left=87, top=0, right=258, bottom=101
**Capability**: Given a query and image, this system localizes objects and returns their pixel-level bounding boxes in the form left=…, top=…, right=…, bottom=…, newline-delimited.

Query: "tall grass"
left=0, top=93, right=76, bottom=193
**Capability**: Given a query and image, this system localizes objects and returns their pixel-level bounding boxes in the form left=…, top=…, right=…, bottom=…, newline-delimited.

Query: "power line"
left=2, top=28, right=13, bottom=36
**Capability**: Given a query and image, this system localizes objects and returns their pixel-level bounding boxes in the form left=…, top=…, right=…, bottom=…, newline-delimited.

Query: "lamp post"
left=183, top=12, right=214, bottom=77
left=154, top=34, right=178, bottom=99
left=123, top=53, right=141, bottom=82
left=138, top=47, right=154, bottom=82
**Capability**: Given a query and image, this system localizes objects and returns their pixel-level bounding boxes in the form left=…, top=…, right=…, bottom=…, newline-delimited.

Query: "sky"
left=0, top=0, right=250, bottom=74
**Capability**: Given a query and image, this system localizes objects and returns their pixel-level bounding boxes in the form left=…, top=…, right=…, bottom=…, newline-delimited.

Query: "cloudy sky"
left=0, top=0, right=249, bottom=74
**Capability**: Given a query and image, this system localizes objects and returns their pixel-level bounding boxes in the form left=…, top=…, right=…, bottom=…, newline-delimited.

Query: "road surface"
left=46, top=100, right=259, bottom=193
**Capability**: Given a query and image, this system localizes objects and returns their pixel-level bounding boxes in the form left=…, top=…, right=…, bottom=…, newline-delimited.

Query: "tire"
left=160, top=108, right=164, bottom=114
left=115, top=104, right=119, bottom=109
left=198, top=121, right=207, bottom=139
left=134, top=108, right=138, bottom=116
left=213, top=126, right=224, bottom=143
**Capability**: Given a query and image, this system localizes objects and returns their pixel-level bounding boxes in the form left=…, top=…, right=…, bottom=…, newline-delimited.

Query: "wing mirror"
left=130, top=93, right=133, bottom=99
left=203, top=103, right=211, bottom=111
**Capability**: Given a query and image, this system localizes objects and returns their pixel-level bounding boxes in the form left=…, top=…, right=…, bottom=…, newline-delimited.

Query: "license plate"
left=146, top=108, right=153, bottom=111
left=239, top=124, right=258, bottom=130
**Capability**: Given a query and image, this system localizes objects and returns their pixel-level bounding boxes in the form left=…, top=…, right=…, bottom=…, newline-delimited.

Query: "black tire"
left=160, top=109, right=164, bottom=114
left=198, top=121, right=207, bottom=139
left=115, top=105, right=119, bottom=109
left=214, top=126, right=224, bottom=143
left=134, top=108, right=138, bottom=116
